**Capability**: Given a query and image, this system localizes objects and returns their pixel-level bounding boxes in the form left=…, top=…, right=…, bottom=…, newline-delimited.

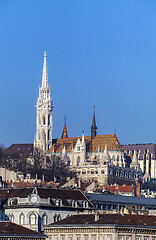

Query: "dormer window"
left=83, top=201, right=88, bottom=208
left=55, top=199, right=62, bottom=207
left=72, top=200, right=77, bottom=208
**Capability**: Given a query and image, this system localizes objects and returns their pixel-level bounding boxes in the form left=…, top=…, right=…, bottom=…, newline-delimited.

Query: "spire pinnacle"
left=62, top=117, right=68, bottom=138
left=91, top=106, right=97, bottom=140
left=42, top=51, right=48, bottom=88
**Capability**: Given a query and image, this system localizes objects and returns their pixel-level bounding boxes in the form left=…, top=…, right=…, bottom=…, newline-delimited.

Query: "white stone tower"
left=34, top=51, right=53, bottom=152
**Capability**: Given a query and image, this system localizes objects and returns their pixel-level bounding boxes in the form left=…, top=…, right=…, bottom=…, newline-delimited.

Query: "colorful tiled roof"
left=48, top=134, right=122, bottom=153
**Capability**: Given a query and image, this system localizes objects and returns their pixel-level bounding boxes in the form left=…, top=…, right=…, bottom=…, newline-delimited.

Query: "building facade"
left=0, top=187, right=94, bottom=232
left=34, top=52, right=53, bottom=152
left=47, top=119, right=142, bottom=185
left=44, top=213, right=156, bottom=240
left=123, top=144, right=156, bottom=179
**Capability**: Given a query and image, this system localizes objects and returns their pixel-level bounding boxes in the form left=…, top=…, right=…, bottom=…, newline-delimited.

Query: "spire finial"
left=91, top=106, right=97, bottom=140
left=42, top=51, right=48, bottom=88
left=64, top=116, right=66, bottom=126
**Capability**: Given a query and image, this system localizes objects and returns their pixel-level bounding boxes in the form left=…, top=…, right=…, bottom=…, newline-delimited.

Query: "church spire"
left=34, top=51, right=53, bottom=152
left=42, top=51, right=48, bottom=88
left=91, top=106, right=97, bottom=140
left=62, top=117, right=68, bottom=138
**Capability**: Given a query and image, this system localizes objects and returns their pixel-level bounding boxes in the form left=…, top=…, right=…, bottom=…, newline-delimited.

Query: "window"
left=101, top=236, right=104, bottom=240
left=77, top=146, right=80, bottom=151
left=126, top=237, right=131, bottom=240
left=136, top=238, right=141, bottom=240
left=48, top=115, right=50, bottom=125
left=20, top=213, right=25, bottom=225
left=107, top=236, right=112, bottom=240
left=57, top=214, right=61, bottom=221
left=76, top=236, right=80, bottom=240
left=118, top=237, right=123, bottom=240
left=69, top=237, right=72, bottom=240
left=42, top=214, right=47, bottom=225
left=54, top=214, right=57, bottom=222
left=29, top=213, right=36, bottom=225
left=84, top=236, right=88, bottom=240
left=54, top=236, right=58, bottom=240
left=61, top=236, right=65, bottom=240
left=9, top=214, right=14, bottom=222
left=144, top=238, right=149, bottom=240
left=48, top=130, right=50, bottom=141
left=43, top=116, right=46, bottom=125
left=55, top=199, right=60, bottom=206
left=92, top=236, right=96, bottom=240
left=77, top=156, right=80, bottom=166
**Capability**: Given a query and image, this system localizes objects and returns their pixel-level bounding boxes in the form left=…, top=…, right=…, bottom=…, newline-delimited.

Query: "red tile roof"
left=6, top=181, right=56, bottom=188
left=106, top=185, right=135, bottom=194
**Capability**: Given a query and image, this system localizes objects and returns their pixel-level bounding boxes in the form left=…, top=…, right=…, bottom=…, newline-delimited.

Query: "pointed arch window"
left=42, top=214, right=48, bottom=226
left=43, top=116, right=46, bottom=125
left=48, top=130, right=50, bottom=140
left=77, top=146, right=80, bottom=151
left=77, top=156, right=80, bottom=166
left=20, top=213, right=25, bottom=225
left=48, top=115, right=50, bottom=125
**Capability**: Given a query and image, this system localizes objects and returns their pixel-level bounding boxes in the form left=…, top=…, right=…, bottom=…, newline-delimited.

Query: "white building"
left=1, top=187, right=94, bottom=232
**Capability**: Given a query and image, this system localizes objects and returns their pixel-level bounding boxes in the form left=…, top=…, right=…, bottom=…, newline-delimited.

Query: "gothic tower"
left=34, top=52, right=53, bottom=152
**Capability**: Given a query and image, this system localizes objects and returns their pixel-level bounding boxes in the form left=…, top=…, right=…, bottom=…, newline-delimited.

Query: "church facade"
left=34, top=52, right=142, bottom=186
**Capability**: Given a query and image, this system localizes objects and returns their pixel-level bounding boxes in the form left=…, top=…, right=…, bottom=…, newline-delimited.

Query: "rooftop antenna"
left=114, top=129, right=116, bottom=135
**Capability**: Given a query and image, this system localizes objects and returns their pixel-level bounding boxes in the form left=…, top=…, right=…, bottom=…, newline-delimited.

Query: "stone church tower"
left=34, top=52, right=53, bottom=152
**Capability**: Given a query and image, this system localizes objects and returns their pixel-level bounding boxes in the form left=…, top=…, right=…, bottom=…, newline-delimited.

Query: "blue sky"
left=1, top=0, right=156, bottom=147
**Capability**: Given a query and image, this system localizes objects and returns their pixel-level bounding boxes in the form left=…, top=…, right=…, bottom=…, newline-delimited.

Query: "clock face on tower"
left=30, top=194, right=38, bottom=203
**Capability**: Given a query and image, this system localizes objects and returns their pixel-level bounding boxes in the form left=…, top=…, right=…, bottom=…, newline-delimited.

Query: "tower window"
left=48, top=115, right=50, bottom=125
left=43, top=116, right=46, bottom=125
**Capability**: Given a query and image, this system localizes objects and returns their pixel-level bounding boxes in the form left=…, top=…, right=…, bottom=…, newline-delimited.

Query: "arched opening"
left=20, top=213, right=25, bottom=225
left=29, top=213, right=36, bottom=225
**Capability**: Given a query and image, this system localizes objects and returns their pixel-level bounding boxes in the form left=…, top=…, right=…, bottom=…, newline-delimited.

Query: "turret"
left=130, top=151, right=140, bottom=170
